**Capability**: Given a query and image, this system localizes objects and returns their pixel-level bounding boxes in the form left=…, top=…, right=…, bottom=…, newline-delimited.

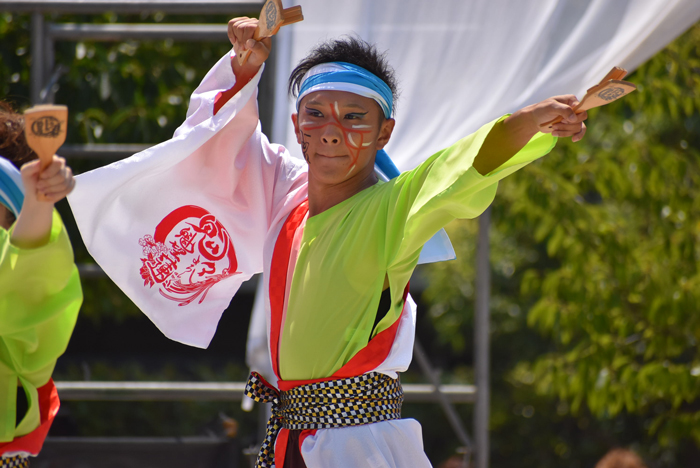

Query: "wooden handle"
left=281, top=5, right=304, bottom=26
left=238, top=49, right=254, bottom=66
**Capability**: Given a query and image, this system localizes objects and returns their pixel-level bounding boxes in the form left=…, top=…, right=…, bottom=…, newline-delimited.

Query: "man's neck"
left=307, top=168, right=378, bottom=217
left=0, top=205, right=13, bottom=230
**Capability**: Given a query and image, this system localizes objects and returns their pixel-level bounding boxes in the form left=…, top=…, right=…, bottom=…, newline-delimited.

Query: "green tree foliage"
left=0, top=11, right=233, bottom=143
left=424, top=21, right=700, bottom=466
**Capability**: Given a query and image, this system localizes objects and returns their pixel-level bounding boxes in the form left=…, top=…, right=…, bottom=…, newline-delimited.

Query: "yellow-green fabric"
left=0, top=211, right=82, bottom=442
left=279, top=117, right=556, bottom=381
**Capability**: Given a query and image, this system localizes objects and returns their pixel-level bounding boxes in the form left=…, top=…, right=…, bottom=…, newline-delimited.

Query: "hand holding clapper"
left=237, top=0, right=304, bottom=66
left=540, top=67, right=637, bottom=130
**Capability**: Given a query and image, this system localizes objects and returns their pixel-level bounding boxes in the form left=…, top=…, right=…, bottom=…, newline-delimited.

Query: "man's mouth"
left=316, top=153, right=347, bottom=159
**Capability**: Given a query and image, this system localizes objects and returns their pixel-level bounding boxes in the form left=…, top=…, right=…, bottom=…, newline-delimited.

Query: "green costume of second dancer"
left=0, top=102, right=80, bottom=467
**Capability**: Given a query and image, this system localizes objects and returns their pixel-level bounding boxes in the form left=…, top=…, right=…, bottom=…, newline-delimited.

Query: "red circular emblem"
left=138, top=205, right=238, bottom=306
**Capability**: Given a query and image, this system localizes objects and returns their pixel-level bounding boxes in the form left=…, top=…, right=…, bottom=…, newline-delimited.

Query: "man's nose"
left=321, top=125, right=342, bottom=145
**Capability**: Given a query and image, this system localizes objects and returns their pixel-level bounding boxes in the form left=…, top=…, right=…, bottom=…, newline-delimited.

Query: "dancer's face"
left=292, top=90, right=394, bottom=186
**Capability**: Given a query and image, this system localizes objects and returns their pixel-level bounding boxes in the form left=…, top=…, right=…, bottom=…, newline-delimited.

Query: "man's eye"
left=345, top=113, right=364, bottom=120
left=306, top=109, right=323, bottom=117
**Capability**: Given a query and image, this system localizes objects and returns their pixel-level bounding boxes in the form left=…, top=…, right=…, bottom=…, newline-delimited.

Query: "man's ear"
left=291, top=113, right=302, bottom=144
left=376, top=118, right=395, bottom=151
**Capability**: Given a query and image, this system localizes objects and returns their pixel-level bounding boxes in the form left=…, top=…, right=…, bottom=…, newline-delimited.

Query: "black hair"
left=288, top=36, right=399, bottom=114
left=0, top=100, right=38, bottom=227
left=0, top=101, right=36, bottom=169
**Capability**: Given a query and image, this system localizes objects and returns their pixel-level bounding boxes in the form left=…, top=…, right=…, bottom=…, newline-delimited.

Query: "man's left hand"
left=524, top=95, right=588, bottom=142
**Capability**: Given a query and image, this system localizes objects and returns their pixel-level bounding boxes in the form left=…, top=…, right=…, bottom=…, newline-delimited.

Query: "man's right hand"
left=228, top=17, right=272, bottom=78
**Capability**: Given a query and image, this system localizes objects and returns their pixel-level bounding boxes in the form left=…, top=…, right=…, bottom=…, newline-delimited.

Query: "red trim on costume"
left=331, top=284, right=409, bottom=378
left=213, top=89, right=237, bottom=115
left=0, top=379, right=60, bottom=457
left=213, top=70, right=259, bottom=116
left=275, top=428, right=290, bottom=468
left=277, top=283, right=410, bottom=392
left=269, top=200, right=310, bottom=379
left=299, top=429, right=317, bottom=451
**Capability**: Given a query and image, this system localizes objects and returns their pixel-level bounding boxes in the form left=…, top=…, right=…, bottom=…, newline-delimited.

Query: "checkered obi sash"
left=0, top=455, right=29, bottom=468
left=244, top=371, right=404, bottom=468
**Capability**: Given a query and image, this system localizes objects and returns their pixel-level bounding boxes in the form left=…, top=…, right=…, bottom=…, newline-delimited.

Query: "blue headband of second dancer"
left=296, top=62, right=393, bottom=119
left=0, top=155, right=24, bottom=218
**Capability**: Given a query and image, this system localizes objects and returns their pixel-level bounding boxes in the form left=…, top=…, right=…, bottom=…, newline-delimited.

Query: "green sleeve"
left=0, top=210, right=82, bottom=441
left=384, top=116, right=556, bottom=278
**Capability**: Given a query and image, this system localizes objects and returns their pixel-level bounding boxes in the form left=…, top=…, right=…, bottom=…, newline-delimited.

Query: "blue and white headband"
left=0, top=155, right=24, bottom=218
left=296, top=62, right=393, bottom=119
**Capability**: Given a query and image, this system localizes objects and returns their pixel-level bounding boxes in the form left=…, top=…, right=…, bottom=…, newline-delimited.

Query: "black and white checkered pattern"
left=245, top=371, right=403, bottom=468
left=0, top=455, right=29, bottom=468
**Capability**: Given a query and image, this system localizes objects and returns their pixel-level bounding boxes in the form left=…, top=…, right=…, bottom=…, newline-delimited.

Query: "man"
left=0, top=102, right=81, bottom=467
left=231, top=18, right=585, bottom=467
left=69, top=16, right=587, bottom=468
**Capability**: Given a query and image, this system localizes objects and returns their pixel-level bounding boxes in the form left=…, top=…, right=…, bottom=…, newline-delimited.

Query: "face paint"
left=299, top=102, right=375, bottom=176
left=301, top=135, right=310, bottom=163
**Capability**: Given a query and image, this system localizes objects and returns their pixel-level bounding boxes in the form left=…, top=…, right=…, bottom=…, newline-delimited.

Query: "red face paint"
left=299, top=102, right=375, bottom=175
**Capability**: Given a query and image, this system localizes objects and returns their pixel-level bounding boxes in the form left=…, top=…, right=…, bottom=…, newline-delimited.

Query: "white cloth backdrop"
left=273, top=0, right=700, bottom=165
left=247, top=0, right=700, bottom=380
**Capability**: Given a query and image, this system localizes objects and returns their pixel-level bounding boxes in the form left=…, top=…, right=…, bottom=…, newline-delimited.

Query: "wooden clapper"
left=237, top=0, right=304, bottom=65
left=540, top=67, right=637, bottom=130
left=23, top=104, right=68, bottom=199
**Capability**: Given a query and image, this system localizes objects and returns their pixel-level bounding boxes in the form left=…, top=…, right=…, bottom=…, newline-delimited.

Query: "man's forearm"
left=472, top=109, right=539, bottom=175
left=231, top=58, right=262, bottom=93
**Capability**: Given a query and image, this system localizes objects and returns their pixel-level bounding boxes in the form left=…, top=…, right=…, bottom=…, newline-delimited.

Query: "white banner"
left=276, top=0, right=700, bottom=169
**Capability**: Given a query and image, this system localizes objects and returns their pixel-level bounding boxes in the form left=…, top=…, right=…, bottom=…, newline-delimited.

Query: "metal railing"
left=55, top=380, right=476, bottom=403
left=48, top=23, right=229, bottom=41
left=60, top=143, right=152, bottom=160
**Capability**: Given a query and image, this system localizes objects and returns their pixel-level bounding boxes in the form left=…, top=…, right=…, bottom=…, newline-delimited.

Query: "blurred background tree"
left=1, top=9, right=699, bottom=468
left=423, top=20, right=700, bottom=468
